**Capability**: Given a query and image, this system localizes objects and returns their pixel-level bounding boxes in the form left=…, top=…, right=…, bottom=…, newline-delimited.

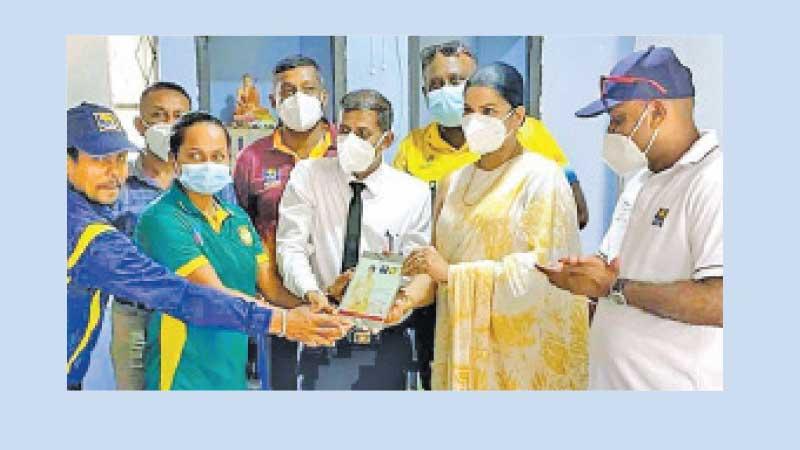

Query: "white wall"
left=66, top=36, right=112, bottom=108
left=67, top=35, right=153, bottom=148
left=540, top=36, right=635, bottom=253
left=635, top=36, right=723, bottom=138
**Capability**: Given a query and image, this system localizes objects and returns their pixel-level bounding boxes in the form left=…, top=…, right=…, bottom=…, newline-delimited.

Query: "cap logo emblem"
left=93, top=112, right=123, bottom=133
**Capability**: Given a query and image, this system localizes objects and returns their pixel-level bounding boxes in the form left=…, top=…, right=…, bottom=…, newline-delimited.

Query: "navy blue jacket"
left=66, top=186, right=272, bottom=386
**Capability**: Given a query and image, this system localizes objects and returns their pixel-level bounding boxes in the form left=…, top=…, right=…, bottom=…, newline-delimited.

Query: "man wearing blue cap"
left=66, top=102, right=350, bottom=390
left=538, top=46, right=723, bottom=390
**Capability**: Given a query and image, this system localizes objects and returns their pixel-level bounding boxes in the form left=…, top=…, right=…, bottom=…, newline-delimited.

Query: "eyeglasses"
left=600, top=75, right=668, bottom=111
left=420, top=41, right=473, bottom=68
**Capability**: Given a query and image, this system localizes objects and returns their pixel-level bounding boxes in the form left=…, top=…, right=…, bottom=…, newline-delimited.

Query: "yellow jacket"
left=393, top=117, right=569, bottom=183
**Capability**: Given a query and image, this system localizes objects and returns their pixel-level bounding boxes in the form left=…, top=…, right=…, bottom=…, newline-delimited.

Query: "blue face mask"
left=427, top=83, right=466, bottom=127
left=179, top=162, right=232, bottom=195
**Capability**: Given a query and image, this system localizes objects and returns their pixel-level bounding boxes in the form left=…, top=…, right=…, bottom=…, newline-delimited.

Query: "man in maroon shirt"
left=234, top=55, right=336, bottom=390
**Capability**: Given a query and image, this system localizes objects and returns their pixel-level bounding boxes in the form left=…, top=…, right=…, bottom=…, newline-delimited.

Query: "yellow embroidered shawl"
left=432, top=152, right=588, bottom=390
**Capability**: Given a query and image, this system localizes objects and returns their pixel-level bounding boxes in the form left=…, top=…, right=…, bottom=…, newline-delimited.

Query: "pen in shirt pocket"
left=384, top=230, right=394, bottom=254
left=384, top=230, right=403, bottom=254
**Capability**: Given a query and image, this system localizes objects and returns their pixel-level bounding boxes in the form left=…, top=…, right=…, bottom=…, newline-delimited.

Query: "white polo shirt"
left=598, top=168, right=648, bottom=262
left=589, top=130, right=723, bottom=390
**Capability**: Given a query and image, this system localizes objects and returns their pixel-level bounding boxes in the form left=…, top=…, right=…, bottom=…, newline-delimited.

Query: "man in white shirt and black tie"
left=277, top=89, right=435, bottom=390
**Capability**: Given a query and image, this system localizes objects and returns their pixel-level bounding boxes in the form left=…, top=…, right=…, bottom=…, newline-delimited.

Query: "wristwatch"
left=608, top=278, right=629, bottom=306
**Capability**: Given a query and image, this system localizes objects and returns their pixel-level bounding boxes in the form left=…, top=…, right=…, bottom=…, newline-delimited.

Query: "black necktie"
left=342, top=182, right=366, bottom=271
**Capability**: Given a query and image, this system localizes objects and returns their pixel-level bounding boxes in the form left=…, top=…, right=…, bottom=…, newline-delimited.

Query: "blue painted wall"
left=205, top=36, right=334, bottom=124
left=345, top=36, right=409, bottom=164
left=158, top=36, right=199, bottom=108
left=540, top=36, right=635, bottom=252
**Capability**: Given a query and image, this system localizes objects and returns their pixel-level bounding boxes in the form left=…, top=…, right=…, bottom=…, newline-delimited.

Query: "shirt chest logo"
left=238, top=225, right=254, bottom=246
left=262, top=167, right=283, bottom=190
left=263, top=164, right=293, bottom=190
left=263, top=167, right=279, bottom=182
left=652, top=208, right=670, bottom=228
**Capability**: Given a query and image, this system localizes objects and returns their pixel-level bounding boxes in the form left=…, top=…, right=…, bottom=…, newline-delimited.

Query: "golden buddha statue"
left=233, top=74, right=274, bottom=127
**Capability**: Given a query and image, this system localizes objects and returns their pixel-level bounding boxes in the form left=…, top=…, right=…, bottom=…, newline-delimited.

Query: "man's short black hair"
left=272, top=55, right=322, bottom=82
left=340, top=89, right=393, bottom=132
left=169, top=112, right=231, bottom=157
left=140, top=81, right=192, bottom=108
left=67, top=147, right=79, bottom=160
left=420, top=40, right=475, bottom=73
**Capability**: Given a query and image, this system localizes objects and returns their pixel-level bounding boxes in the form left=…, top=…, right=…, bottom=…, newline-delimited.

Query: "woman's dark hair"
left=169, top=111, right=231, bottom=157
left=465, top=62, right=524, bottom=108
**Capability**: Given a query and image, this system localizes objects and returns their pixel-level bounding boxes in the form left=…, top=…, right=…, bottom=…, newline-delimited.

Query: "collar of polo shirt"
left=675, top=130, right=720, bottom=167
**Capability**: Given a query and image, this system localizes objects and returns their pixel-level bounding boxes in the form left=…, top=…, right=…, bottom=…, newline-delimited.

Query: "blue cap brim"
left=100, top=140, right=139, bottom=155
left=575, top=98, right=619, bottom=118
left=68, top=133, right=139, bottom=156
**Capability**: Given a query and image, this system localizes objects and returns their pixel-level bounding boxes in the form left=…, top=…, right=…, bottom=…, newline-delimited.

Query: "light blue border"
left=1, top=0, right=795, bottom=448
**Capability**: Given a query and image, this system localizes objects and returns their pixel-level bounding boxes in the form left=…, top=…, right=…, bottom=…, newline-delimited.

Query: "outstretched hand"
left=284, top=306, right=353, bottom=347
left=536, top=255, right=619, bottom=298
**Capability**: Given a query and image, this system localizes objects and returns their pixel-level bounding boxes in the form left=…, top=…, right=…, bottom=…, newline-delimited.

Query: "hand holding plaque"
left=337, top=252, right=404, bottom=329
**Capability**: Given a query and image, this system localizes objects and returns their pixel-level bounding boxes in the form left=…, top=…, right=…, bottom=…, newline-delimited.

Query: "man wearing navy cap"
left=66, top=102, right=350, bottom=390
left=539, top=47, right=723, bottom=390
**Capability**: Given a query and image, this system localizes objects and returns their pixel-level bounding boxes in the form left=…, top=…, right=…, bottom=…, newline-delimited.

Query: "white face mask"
left=143, top=122, right=172, bottom=161
left=277, top=91, right=323, bottom=132
left=461, top=110, right=514, bottom=156
left=337, top=132, right=386, bottom=175
left=602, top=103, right=660, bottom=176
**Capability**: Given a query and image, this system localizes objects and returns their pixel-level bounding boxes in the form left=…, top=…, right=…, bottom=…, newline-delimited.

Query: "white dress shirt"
left=276, top=158, right=432, bottom=298
left=590, top=130, right=723, bottom=390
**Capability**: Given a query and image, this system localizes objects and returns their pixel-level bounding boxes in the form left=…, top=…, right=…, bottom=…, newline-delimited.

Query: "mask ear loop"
left=628, top=102, right=651, bottom=139
left=374, top=131, right=388, bottom=149
left=499, top=107, right=519, bottom=142
left=630, top=102, right=660, bottom=155
left=367, top=131, right=389, bottom=168
left=643, top=127, right=660, bottom=155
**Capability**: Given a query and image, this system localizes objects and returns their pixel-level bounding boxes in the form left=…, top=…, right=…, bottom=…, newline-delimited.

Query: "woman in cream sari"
left=401, top=63, right=588, bottom=390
